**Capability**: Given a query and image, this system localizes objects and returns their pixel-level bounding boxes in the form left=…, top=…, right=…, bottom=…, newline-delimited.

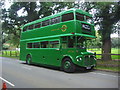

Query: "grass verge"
left=96, top=60, right=120, bottom=72
left=0, top=54, right=19, bottom=59
left=95, top=66, right=119, bottom=72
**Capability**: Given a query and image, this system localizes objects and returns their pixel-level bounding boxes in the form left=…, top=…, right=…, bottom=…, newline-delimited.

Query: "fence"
left=96, top=53, right=120, bottom=60
left=1, top=50, right=20, bottom=57
left=1, top=50, right=119, bottom=60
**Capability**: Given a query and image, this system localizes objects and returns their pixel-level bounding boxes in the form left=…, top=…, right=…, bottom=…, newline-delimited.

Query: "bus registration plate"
left=86, top=67, right=91, bottom=69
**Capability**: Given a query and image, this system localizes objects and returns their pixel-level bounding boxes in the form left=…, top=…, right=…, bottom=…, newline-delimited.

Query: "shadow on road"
left=21, top=62, right=61, bottom=71
left=20, top=62, right=95, bottom=74
left=74, top=69, right=96, bottom=74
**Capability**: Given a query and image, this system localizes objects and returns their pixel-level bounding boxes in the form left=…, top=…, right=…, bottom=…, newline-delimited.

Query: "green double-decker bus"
left=20, top=8, right=96, bottom=72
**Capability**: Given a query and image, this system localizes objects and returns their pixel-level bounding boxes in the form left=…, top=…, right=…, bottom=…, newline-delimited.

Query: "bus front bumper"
left=75, top=55, right=96, bottom=68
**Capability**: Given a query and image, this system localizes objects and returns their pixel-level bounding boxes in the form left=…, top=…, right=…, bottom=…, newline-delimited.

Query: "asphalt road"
left=0, top=57, right=119, bottom=88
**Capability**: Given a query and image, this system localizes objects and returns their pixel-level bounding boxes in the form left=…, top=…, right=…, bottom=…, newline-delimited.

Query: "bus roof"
left=23, top=8, right=92, bottom=28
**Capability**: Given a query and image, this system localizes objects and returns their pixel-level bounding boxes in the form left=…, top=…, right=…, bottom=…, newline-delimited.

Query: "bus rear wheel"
left=26, top=55, right=32, bottom=65
left=62, top=58, right=76, bottom=73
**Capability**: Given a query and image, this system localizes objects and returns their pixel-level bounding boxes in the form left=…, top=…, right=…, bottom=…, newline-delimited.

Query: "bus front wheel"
left=26, top=55, right=32, bottom=65
left=62, top=58, right=76, bottom=73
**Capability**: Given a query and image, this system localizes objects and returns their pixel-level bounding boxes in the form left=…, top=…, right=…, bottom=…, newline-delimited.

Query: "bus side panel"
left=21, top=21, right=76, bottom=40
left=44, top=49, right=62, bottom=67
left=61, top=48, right=77, bottom=63
left=28, top=49, right=44, bottom=64
left=25, top=49, right=62, bottom=67
left=76, top=21, right=82, bottom=33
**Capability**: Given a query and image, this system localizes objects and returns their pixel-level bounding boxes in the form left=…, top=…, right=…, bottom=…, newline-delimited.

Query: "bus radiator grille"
left=84, top=55, right=94, bottom=66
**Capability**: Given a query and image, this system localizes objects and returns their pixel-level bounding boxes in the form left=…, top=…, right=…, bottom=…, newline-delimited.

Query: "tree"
left=75, top=2, right=120, bottom=60
left=94, top=2, right=120, bottom=60
left=1, top=1, right=6, bottom=50
left=111, top=37, right=120, bottom=48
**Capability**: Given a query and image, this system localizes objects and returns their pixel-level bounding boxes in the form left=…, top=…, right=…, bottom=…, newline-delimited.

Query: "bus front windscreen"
left=76, top=36, right=86, bottom=49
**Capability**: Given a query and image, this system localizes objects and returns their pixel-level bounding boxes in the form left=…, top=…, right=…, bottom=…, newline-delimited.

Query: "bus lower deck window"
left=41, top=41, right=48, bottom=48
left=62, top=42, right=67, bottom=49
left=50, top=41, right=59, bottom=48
left=68, top=36, right=75, bottom=48
left=62, top=36, right=67, bottom=41
left=27, top=43, right=32, bottom=48
left=33, top=42, right=40, bottom=48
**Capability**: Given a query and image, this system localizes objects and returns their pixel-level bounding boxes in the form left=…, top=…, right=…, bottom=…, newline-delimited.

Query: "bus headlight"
left=77, top=57, right=82, bottom=61
left=77, top=59, right=79, bottom=61
left=79, top=57, right=82, bottom=60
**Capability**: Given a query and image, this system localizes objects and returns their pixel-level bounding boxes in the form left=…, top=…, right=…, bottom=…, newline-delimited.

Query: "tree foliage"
left=111, top=37, right=120, bottom=48
left=94, top=2, right=120, bottom=60
left=2, top=2, right=73, bottom=48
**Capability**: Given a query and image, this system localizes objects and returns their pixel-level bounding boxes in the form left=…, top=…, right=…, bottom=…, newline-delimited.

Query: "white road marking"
left=91, top=72, right=119, bottom=77
left=22, top=66, right=31, bottom=70
left=0, top=77, right=15, bottom=87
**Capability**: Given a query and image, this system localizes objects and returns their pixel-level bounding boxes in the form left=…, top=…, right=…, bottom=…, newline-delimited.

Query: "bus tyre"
left=62, top=58, right=76, bottom=73
left=26, top=55, right=32, bottom=65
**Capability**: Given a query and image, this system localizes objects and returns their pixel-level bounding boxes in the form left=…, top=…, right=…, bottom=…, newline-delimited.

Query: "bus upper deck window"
left=23, top=27, right=27, bottom=32
left=28, top=25, right=33, bottom=30
left=42, top=20, right=50, bottom=27
left=76, top=12, right=84, bottom=21
left=51, top=16, right=60, bottom=25
left=62, top=13, right=74, bottom=22
left=35, top=23, right=41, bottom=28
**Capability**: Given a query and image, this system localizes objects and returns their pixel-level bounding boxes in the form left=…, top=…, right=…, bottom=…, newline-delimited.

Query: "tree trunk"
left=102, top=32, right=112, bottom=61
